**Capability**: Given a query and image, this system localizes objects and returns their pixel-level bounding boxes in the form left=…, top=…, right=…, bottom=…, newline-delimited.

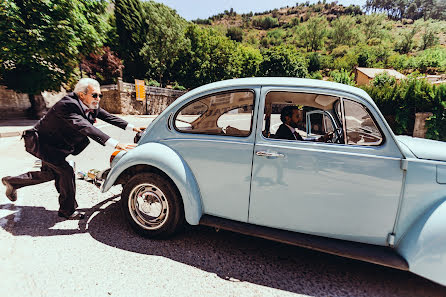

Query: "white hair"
left=73, top=78, right=100, bottom=94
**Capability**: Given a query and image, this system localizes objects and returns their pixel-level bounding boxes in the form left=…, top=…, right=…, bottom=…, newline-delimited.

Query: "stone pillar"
left=413, top=112, right=433, bottom=138
left=117, top=77, right=123, bottom=93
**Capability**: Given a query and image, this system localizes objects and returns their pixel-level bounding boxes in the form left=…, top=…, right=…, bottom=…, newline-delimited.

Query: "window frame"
left=335, top=98, right=386, bottom=147
left=260, top=90, right=386, bottom=147
left=173, top=89, right=256, bottom=138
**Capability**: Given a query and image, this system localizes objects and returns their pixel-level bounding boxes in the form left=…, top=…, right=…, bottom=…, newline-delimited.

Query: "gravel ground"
left=0, top=115, right=445, bottom=297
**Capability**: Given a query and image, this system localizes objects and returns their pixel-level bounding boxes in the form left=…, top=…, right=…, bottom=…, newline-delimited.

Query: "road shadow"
left=1, top=196, right=446, bottom=296
left=0, top=119, right=38, bottom=127
left=84, top=197, right=446, bottom=297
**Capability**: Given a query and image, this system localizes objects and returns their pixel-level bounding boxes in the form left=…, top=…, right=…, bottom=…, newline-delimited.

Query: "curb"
left=0, top=131, right=22, bottom=138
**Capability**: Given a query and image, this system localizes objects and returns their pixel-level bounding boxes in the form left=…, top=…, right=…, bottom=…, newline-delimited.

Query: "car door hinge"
left=387, top=233, right=396, bottom=247
left=400, top=159, right=408, bottom=171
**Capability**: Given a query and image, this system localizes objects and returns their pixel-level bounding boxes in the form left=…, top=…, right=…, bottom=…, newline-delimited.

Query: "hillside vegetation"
left=193, top=2, right=446, bottom=79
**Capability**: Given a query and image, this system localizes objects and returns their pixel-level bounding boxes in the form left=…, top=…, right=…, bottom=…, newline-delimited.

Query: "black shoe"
left=2, top=177, right=17, bottom=202
left=58, top=210, right=85, bottom=220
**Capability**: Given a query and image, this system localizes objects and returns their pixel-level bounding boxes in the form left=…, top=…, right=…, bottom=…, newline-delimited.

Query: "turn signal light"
left=110, top=150, right=120, bottom=165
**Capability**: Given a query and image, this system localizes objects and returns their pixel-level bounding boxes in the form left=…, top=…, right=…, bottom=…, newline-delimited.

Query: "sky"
left=151, top=0, right=368, bottom=21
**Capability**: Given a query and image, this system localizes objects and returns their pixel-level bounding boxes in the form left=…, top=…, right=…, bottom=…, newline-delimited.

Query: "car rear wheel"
left=121, top=172, right=184, bottom=238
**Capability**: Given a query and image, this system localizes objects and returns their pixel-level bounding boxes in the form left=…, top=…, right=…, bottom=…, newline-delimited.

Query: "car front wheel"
left=121, top=172, right=184, bottom=238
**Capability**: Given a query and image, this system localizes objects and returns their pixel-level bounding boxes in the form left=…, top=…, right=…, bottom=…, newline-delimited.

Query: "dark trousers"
left=7, top=159, right=77, bottom=216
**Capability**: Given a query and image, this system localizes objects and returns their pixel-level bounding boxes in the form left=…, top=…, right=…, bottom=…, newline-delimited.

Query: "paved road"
left=0, top=115, right=445, bottom=297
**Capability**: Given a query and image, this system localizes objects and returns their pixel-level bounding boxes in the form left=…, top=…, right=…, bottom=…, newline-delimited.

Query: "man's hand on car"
left=115, top=143, right=137, bottom=151
left=132, top=127, right=146, bottom=133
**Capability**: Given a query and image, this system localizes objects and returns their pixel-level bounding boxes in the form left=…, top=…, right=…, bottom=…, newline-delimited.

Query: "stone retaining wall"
left=100, top=79, right=186, bottom=115
left=0, top=86, right=30, bottom=119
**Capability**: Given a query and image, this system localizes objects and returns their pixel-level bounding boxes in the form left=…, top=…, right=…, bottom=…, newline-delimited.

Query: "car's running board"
left=199, top=215, right=409, bottom=271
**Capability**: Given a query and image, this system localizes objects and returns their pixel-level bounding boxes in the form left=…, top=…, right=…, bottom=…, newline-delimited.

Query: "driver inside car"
left=274, top=106, right=332, bottom=142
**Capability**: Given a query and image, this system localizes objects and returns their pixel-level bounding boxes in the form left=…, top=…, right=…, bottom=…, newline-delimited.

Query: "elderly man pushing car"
left=2, top=78, right=143, bottom=219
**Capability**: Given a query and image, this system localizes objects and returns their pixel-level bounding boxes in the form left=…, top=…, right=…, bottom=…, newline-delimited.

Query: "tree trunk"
left=27, top=93, right=47, bottom=119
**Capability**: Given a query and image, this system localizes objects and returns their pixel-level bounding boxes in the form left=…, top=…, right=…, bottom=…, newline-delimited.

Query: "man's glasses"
left=91, top=93, right=103, bottom=99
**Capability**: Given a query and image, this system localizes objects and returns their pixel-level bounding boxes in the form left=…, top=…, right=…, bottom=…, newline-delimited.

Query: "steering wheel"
left=325, top=128, right=343, bottom=143
left=333, top=128, right=343, bottom=144
left=325, top=131, right=335, bottom=143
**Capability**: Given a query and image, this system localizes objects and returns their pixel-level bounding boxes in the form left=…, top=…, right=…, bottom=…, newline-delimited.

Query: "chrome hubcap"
left=128, top=183, right=169, bottom=230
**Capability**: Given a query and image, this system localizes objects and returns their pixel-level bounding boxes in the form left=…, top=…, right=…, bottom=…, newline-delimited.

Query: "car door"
left=248, top=87, right=404, bottom=246
left=164, top=88, right=259, bottom=222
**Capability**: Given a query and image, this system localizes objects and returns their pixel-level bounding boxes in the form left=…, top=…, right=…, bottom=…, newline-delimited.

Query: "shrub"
left=331, top=45, right=350, bottom=58
left=226, top=27, right=243, bottom=42
left=329, top=69, right=355, bottom=85
left=172, top=81, right=186, bottom=90
left=415, top=47, right=446, bottom=72
left=145, top=78, right=160, bottom=87
left=291, top=17, right=300, bottom=26
left=372, top=72, right=396, bottom=87
left=309, top=71, right=323, bottom=79
left=193, top=18, right=212, bottom=25
left=426, top=84, right=446, bottom=141
left=252, top=16, right=279, bottom=29
left=333, top=51, right=358, bottom=70
left=362, top=78, right=446, bottom=139
left=319, top=54, right=334, bottom=69
left=307, top=52, right=321, bottom=72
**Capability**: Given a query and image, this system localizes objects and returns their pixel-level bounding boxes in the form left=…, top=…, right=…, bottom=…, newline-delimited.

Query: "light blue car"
left=101, top=77, right=446, bottom=286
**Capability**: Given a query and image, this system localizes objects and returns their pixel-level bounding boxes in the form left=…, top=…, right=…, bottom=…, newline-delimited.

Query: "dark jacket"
left=274, top=124, right=303, bottom=141
left=33, top=92, right=128, bottom=161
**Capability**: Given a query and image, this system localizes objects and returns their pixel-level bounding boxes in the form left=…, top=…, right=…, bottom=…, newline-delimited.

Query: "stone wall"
left=0, top=86, right=66, bottom=119
left=0, top=86, right=30, bottom=119
left=100, top=79, right=186, bottom=115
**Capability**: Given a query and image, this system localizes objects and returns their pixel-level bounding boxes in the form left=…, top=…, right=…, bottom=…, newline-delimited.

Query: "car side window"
left=175, top=90, right=255, bottom=137
left=337, top=99, right=383, bottom=146
left=263, top=91, right=342, bottom=143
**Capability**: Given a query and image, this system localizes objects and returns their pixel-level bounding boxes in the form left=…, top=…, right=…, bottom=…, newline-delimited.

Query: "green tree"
left=172, top=25, right=237, bottom=89
left=299, top=16, right=328, bottom=51
left=361, top=14, right=386, bottom=42
left=232, top=45, right=263, bottom=78
left=115, top=0, right=147, bottom=81
left=140, top=1, right=187, bottom=86
left=330, top=16, right=358, bottom=48
left=0, top=0, right=108, bottom=118
left=417, top=20, right=440, bottom=50
left=395, top=27, right=418, bottom=53
left=259, top=45, right=309, bottom=77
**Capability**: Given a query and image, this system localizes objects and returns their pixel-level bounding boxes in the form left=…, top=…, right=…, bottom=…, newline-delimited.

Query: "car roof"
left=178, top=77, right=373, bottom=105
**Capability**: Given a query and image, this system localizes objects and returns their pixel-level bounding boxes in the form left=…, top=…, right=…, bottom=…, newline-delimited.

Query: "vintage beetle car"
left=101, top=77, right=446, bottom=286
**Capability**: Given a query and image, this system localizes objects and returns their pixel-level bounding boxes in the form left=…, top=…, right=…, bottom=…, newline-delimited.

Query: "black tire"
left=120, top=172, right=184, bottom=238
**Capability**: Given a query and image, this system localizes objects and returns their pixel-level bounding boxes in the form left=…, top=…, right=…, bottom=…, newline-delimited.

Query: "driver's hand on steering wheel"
left=322, top=131, right=334, bottom=142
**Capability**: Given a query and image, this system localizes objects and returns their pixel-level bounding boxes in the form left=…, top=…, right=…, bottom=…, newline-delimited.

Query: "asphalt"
left=0, top=118, right=38, bottom=138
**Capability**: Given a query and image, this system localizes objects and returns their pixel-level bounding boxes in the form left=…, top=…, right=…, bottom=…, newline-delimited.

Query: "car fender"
left=101, top=142, right=203, bottom=225
left=396, top=198, right=446, bottom=286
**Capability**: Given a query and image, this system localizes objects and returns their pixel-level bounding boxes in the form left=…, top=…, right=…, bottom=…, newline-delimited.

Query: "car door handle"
left=256, top=151, right=285, bottom=158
